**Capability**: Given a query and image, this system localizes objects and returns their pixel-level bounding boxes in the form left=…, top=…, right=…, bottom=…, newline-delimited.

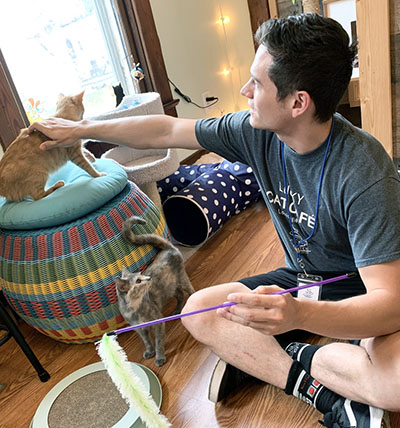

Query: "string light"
left=220, top=68, right=232, bottom=76
left=217, top=15, right=230, bottom=25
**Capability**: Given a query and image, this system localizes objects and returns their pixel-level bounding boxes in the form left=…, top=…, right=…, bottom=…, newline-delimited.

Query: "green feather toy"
left=97, top=334, right=171, bottom=428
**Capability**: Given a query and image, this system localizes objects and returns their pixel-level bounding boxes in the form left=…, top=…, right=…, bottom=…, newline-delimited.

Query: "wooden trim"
left=115, top=0, right=179, bottom=117
left=180, top=149, right=209, bottom=165
left=0, top=49, right=29, bottom=151
left=247, top=0, right=271, bottom=51
left=268, top=0, right=279, bottom=18
left=356, top=0, right=392, bottom=156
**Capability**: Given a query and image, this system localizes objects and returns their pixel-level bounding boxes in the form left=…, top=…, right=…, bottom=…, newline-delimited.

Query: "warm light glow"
left=220, top=68, right=232, bottom=76
left=217, top=15, right=230, bottom=25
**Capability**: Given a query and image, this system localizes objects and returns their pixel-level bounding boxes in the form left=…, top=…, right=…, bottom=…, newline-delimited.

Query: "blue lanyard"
left=280, top=121, right=335, bottom=269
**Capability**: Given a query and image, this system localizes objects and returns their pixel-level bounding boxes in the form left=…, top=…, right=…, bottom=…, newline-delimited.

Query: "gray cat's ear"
left=115, top=277, right=129, bottom=292
left=121, top=266, right=129, bottom=279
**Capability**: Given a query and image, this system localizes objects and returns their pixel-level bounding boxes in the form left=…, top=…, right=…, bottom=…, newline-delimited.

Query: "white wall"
left=149, top=0, right=255, bottom=160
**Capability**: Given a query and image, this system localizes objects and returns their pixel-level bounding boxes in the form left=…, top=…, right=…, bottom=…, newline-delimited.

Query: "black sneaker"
left=208, top=359, right=258, bottom=403
left=322, top=397, right=391, bottom=428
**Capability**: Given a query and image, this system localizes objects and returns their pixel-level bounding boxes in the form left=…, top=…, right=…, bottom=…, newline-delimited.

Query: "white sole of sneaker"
left=208, top=359, right=227, bottom=403
left=369, top=405, right=385, bottom=428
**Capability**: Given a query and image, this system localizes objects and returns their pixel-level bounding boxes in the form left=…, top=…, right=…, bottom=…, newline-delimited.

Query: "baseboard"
left=180, top=149, right=209, bottom=165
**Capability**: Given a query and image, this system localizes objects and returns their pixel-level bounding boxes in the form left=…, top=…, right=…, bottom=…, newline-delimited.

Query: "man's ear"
left=291, top=90, right=312, bottom=118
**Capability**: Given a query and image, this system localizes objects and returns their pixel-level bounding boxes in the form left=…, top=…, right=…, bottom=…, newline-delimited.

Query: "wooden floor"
left=0, top=199, right=399, bottom=428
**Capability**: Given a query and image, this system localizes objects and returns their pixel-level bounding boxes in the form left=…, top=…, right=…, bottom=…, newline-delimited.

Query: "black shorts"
left=239, top=267, right=366, bottom=301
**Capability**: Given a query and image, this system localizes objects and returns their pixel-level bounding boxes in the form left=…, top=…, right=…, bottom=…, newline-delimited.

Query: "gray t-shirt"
left=195, top=111, right=400, bottom=273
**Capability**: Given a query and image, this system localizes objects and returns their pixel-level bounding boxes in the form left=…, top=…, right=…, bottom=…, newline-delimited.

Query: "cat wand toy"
left=97, top=272, right=355, bottom=428
left=108, top=272, right=356, bottom=336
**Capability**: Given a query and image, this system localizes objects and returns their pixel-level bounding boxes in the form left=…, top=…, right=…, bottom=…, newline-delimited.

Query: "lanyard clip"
left=296, top=248, right=308, bottom=276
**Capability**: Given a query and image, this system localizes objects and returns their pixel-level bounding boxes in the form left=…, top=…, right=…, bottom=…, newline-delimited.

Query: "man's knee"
left=181, top=282, right=246, bottom=342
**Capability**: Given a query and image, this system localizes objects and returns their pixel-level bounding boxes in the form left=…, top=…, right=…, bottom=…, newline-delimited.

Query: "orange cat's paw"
left=55, top=180, right=65, bottom=189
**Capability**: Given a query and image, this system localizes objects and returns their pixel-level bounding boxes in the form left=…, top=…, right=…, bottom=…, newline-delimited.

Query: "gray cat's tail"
left=122, top=216, right=173, bottom=250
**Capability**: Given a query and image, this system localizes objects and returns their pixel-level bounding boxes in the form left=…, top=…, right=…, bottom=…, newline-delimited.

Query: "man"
left=29, top=14, right=400, bottom=428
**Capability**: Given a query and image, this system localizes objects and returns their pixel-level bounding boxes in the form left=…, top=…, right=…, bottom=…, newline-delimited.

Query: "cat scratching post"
left=96, top=93, right=180, bottom=215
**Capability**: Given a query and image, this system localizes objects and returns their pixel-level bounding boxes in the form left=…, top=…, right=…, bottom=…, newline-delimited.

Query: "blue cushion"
left=0, top=159, right=127, bottom=230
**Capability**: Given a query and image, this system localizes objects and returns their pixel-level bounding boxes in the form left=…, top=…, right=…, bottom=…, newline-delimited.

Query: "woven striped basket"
left=0, top=181, right=170, bottom=343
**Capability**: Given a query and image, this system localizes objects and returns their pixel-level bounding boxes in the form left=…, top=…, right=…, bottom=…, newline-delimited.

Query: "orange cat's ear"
left=57, top=93, right=65, bottom=103
left=75, top=90, right=85, bottom=102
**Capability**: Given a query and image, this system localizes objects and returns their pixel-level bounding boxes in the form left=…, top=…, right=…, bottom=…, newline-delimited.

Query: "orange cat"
left=0, top=91, right=105, bottom=202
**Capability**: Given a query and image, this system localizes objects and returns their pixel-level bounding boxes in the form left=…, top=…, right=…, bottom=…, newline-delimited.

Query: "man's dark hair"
left=255, top=13, right=357, bottom=122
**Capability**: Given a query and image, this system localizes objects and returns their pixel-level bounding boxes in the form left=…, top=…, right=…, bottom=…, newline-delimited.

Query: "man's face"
left=240, top=46, right=291, bottom=131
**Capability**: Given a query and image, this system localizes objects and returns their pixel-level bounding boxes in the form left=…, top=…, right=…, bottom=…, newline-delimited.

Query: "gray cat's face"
left=115, top=267, right=152, bottom=300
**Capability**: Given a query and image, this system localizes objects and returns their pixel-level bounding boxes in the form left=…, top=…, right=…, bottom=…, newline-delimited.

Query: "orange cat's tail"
left=122, top=216, right=173, bottom=250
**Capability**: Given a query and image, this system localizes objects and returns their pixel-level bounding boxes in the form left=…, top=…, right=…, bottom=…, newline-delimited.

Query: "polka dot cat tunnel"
left=157, top=160, right=260, bottom=246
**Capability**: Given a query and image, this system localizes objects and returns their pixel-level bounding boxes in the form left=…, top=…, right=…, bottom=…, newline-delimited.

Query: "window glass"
left=0, top=0, right=136, bottom=121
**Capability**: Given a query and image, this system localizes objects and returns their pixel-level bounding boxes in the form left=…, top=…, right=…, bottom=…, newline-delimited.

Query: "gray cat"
left=115, top=216, right=195, bottom=366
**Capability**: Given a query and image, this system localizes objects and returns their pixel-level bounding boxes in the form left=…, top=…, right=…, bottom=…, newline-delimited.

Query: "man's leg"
left=309, top=333, right=400, bottom=411
left=181, top=282, right=293, bottom=389
left=181, top=282, right=400, bottom=412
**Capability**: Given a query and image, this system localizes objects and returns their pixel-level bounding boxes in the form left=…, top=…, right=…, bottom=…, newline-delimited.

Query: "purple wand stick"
left=107, top=272, right=356, bottom=336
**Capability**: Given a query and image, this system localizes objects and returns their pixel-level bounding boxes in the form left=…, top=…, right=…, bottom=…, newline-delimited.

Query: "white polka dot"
left=213, top=213, right=217, bottom=220
left=204, top=208, right=209, bottom=214
left=245, top=179, right=252, bottom=185
left=158, top=187, right=162, bottom=192
left=223, top=205, right=226, bottom=212
left=173, top=186, right=178, bottom=192
left=183, top=189, right=190, bottom=193
left=239, top=191, right=242, bottom=197
left=234, top=165, right=240, bottom=171
left=218, top=218, right=222, bottom=225
left=247, top=167, right=253, bottom=173
left=229, top=175, right=235, bottom=180
left=235, top=203, right=239, bottom=209
left=221, top=181, right=226, bottom=187
left=231, top=198, right=235, bottom=204
left=245, top=191, right=251, bottom=196
left=200, top=165, right=206, bottom=168
left=198, top=187, right=204, bottom=191
left=190, top=170, right=195, bottom=175
left=165, top=178, right=170, bottom=184
left=174, top=171, right=180, bottom=175
left=194, top=182, right=200, bottom=186
left=201, top=196, right=208, bottom=201
left=212, top=188, right=218, bottom=194
left=209, top=227, right=213, bottom=234
left=214, top=200, right=219, bottom=206
left=227, top=211, right=231, bottom=216
left=217, top=173, right=223, bottom=178
left=245, top=200, right=250, bottom=204
left=223, top=192, right=228, bottom=198
left=204, top=174, right=210, bottom=178
left=180, top=177, right=185, bottom=183
left=187, top=195, right=194, bottom=199
left=208, top=180, right=214, bottom=185
left=235, top=209, right=240, bottom=214
left=185, top=165, right=190, bottom=169
left=231, top=185, right=236, bottom=191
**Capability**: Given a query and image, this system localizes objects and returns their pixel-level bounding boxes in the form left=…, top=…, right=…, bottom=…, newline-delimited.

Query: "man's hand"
left=28, top=117, right=82, bottom=150
left=216, top=285, right=301, bottom=335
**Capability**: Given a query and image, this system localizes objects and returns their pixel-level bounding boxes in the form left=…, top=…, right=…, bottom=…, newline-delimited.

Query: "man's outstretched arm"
left=28, top=114, right=201, bottom=151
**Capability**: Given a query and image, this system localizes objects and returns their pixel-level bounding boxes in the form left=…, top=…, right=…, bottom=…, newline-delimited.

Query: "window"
left=0, top=0, right=137, bottom=121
